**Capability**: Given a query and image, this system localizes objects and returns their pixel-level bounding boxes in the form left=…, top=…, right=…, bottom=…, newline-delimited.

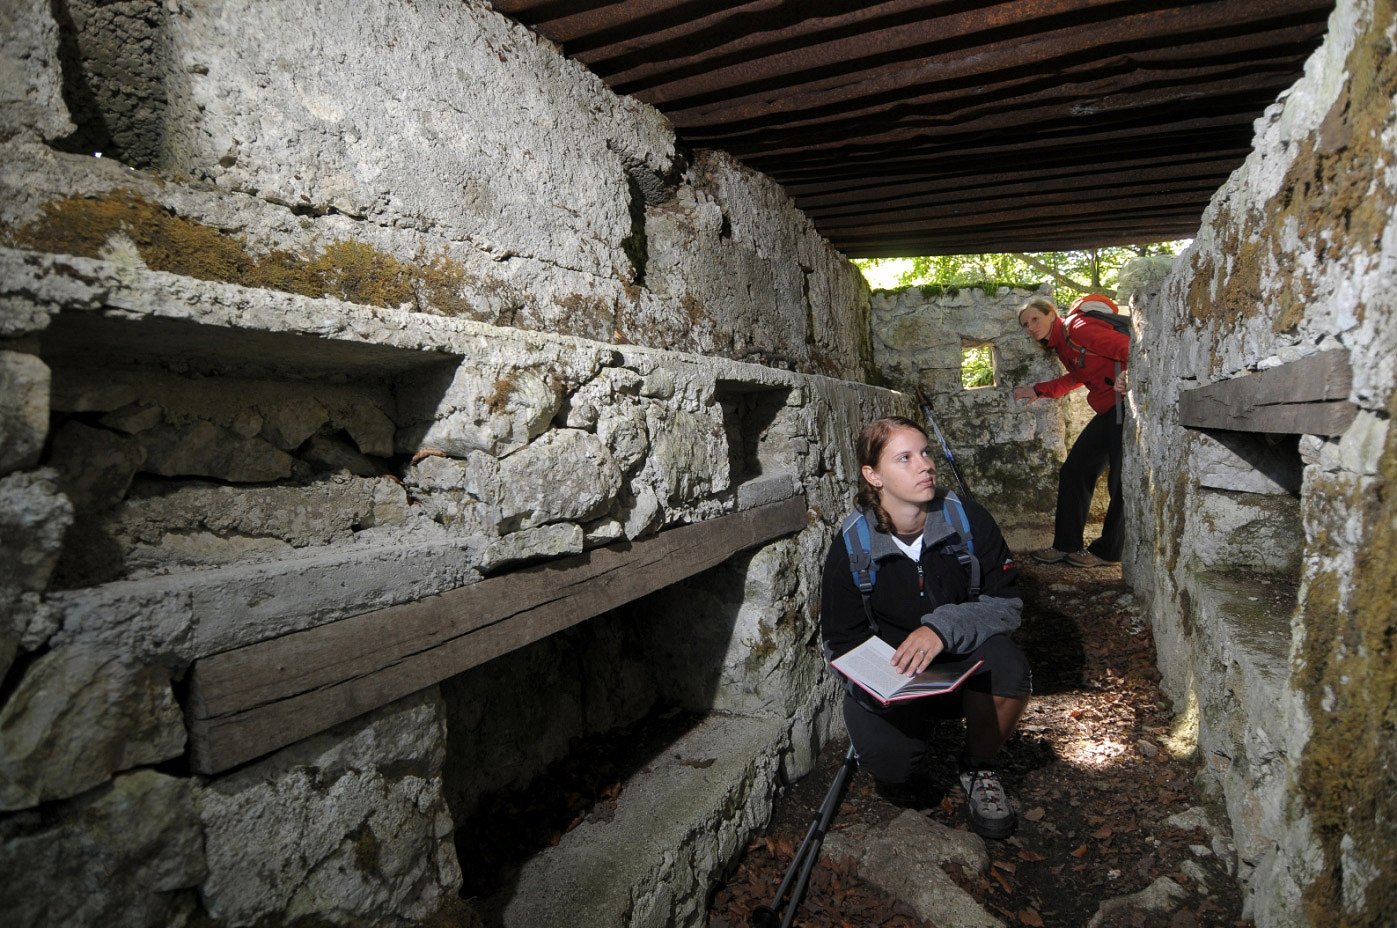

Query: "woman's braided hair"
left=855, top=416, right=928, bottom=534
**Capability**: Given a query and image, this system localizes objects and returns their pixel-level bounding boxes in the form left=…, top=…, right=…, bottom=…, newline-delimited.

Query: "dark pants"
left=843, top=634, right=1032, bottom=785
left=1052, top=410, right=1124, bottom=561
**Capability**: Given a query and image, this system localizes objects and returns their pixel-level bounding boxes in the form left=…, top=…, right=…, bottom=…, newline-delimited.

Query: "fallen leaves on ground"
left=706, top=554, right=1247, bottom=928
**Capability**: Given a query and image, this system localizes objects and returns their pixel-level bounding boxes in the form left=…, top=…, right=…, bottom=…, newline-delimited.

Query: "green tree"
left=857, top=242, right=1185, bottom=306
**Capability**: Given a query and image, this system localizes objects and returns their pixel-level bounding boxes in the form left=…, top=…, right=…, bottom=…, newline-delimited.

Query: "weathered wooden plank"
left=1179, top=397, right=1357, bottom=436
left=187, top=496, right=808, bottom=773
left=1178, top=351, right=1356, bottom=436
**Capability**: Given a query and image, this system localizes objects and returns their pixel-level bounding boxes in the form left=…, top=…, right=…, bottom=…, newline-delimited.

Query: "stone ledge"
left=485, top=711, right=787, bottom=928
left=48, top=537, right=483, bottom=664
left=1180, top=568, right=1299, bottom=911
left=2, top=247, right=842, bottom=395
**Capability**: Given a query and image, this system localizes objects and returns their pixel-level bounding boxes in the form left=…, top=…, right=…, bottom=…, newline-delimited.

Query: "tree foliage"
left=961, top=344, right=995, bottom=388
left=856, top=242, right=1186, bottom=307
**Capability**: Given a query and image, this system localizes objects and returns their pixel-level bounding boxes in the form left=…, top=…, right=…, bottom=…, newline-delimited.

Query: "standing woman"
left=821, top=417, right=1031, bottom=839
left=1012, top=297, right=1131, bottom=567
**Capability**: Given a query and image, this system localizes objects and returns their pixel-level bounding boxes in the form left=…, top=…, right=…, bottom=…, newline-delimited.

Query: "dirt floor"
left=706, top=557, right=1247, bottom=928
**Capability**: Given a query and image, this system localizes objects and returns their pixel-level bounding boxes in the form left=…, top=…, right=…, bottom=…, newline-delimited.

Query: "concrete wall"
left=1123, top=1, right=1396, bottom=924
left=0, top=1, right=888, bottom=925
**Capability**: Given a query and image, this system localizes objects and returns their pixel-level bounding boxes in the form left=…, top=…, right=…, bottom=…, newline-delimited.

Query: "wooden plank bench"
left=186, top=495, right=809, bottom=774
left=1177, top=350, right=1356, bottom=436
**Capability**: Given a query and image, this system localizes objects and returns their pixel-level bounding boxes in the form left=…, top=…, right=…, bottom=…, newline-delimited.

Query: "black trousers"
left=1052, top=410, right=1123, bottom=561
left=842, top=634, right=1032, bottom=785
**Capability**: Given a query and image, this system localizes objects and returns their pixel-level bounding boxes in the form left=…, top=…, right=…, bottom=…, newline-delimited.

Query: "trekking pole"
left=914, top=384, right=973, bottom=501
left=750, top=745, right=858, bottom=928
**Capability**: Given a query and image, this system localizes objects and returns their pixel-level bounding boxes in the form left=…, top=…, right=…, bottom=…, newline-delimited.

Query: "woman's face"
left=1018, top=308, right=1054, bottom=342
left=863, top=426, right=937, bottom=508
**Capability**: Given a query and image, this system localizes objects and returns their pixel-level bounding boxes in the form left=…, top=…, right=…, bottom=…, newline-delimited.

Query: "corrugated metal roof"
left=490, top=0, right=1333, bottom=256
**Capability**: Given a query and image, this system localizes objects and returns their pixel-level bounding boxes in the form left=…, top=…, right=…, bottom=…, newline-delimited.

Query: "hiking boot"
left=1030, top=547, right=1068, bottom=564
left=1065, top=549, right=1107, bottom=568
left=958, top=766, right=1016, bottom=839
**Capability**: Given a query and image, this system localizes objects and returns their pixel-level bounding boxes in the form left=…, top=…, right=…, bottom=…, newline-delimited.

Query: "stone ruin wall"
left=0, top=1, right=898, bottom=925
left=869, top=283, right=1094, bottom=528
left=1123, top=1, right=1396, bottom=925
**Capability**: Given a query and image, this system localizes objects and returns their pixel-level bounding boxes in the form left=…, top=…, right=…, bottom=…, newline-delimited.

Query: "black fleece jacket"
left=820, top=493, right=1023, bottom=661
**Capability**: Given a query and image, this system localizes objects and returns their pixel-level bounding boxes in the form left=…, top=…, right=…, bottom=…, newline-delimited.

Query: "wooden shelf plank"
left=1178, top=351, right=1356, bottom=436
left=186, top=496, right=809, bottom=774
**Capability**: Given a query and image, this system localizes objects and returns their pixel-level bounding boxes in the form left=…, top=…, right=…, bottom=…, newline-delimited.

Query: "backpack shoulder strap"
left=840, top=511, right=878, bottom=630
left=940, top=491, right=981, bottom=599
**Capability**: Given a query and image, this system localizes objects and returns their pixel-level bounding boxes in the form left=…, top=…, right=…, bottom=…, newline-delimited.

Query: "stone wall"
left=1123, top=1, right=1396, bottom=925
left=2, top=0, right=871, bottom=378
left=870, top=284, right=1092, bottom=526
left=0, top=1, right=890, bottom=925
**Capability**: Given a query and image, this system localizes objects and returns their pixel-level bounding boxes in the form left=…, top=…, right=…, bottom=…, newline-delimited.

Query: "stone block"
left=482, top=523, right=584, bottom=572
left=652, top=409, right=729, bottom=504
left=1086, top=876, right=1189, bottom=928
left=138, top=420, right=294, bottom=482
left=100, top=402, right=164, bottom=435
left=400, top=363, right=570, bottom=459
left=198, top=690, right=460, bottom=927
left=497, top=429, right=621, bottom=529
left=0, top=770, right=204, bottom=928
left=258, top=394, right=329, bottom=449
left=0, top=469, right=72, bottom=630
left=50, top=538, right=483, bottom=663
left=162, top=0, right=671, bottom=279
left=0, top=350, right=49, bottom=476
left=0, top=0, right=75, bottom=143
left=0, top=647, right=185, bottom=810
left=825, top=810, right=1000, bottom=928
left=49, top=420, right=147, bottom=511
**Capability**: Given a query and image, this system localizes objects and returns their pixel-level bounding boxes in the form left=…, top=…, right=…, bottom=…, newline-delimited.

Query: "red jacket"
left=1033, top=315, right=1131, bottom=415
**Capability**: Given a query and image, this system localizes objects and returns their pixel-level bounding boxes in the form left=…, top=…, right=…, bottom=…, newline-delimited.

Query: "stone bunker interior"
left=0, top=2, right=1392, bottom=928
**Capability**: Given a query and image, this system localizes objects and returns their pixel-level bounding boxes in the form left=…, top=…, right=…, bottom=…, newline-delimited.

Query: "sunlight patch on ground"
left=1163, top=687, right=1199, bottom=759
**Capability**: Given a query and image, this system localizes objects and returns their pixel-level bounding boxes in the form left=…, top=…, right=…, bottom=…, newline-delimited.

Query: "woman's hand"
left=1113, top=370, right=1129, bottom=394
left=892, top=626, right=944, bottom=675
left=1011, top=385, right=1038, bottom=403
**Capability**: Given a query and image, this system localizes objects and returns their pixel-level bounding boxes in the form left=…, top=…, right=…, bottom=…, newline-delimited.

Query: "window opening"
left=960, top=341, right=996, bottom=389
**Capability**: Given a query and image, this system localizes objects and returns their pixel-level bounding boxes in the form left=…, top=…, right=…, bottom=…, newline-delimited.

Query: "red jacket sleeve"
left=1033, top=372, right=1082, bottom=398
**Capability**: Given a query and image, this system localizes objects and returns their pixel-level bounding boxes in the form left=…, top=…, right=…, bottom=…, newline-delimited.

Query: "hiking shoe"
left=1030, top=547, right=1069, bottom=564
left=959, top=767, right=1016, bottom=839
left=1065, top=549, right=1107, bottom=568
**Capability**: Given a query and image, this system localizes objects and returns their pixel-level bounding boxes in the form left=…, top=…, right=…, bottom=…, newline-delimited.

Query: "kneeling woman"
left=821, top=416, right=1031, bottom=839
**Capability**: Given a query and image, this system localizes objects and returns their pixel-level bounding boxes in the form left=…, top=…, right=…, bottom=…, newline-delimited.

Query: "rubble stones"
left=825, top=810, right=1002, bottom=928
left=1086, top=876, right=1190, bottom=928
left=137, top=420, right=295, bottom=482
left=0, top=770, right=205, bottom=928
left=0, top=469, right=72, bottom=630
left=482, top=523, right=585, bottom=572
left=49, top=421, right=146, bottom=511
left=0, top=350, right=49, bottom=476
left=497, top=429, right=622, bottom=529
left=0, top=647, right=185, bottom=810
left=653, top=409, right=729, bottom=503
left=197, top=691, right=460, bottom=927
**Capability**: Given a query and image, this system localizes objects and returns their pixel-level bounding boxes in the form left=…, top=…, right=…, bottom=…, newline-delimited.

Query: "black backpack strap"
left=940, top=491, right=981, bottom=599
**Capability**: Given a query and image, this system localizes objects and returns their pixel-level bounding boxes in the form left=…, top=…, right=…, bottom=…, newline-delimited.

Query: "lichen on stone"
left=1, top=189, right=479, bottom=316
